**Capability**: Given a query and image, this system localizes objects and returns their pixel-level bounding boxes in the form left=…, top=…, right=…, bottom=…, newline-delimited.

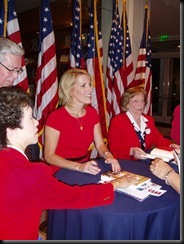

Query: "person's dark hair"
left=121, top=85, right=147, bottom=111
left=0, top=86, right=33, bottom=149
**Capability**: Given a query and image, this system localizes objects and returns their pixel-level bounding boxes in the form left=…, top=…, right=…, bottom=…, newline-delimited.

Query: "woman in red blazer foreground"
left=108, top=86, right=180, bottom=160
left=0, top=87, right=137, bottom=240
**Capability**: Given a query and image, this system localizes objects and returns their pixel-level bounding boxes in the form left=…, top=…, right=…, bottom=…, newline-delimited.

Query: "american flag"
left=121, top=1, right=134, bottom=88
left=86, top=0, right=107, bottom=158
left=86, top=0, right=107, bottom=139
left=105, top=1, right=124, bottom=120
left=33, top=0, right=58, bottom=156
left=69, top=0, right=85, bottom=68
left=134, top=5, right=152, bottom=115
left=106, top=1, right=134, bottom=121
left=6, top=0, right=29, bottom=91
left=0, top=0, right=4, bottom=36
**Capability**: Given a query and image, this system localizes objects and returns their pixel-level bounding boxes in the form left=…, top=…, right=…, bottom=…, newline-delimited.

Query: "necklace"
left=76, top=116, right=84, bottom=130
left=66, top=106, right=85, bottom=130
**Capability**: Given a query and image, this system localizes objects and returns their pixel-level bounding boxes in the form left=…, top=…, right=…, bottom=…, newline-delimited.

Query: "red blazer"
left=108, top=113, right=172, bottom=159
left=170, top=105, right=180, bottom=144
left=0, top=148, right=114, bottom=240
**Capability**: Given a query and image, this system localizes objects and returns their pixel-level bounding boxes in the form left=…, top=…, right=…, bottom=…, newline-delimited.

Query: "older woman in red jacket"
left=107, top=86, right=179, bottom=160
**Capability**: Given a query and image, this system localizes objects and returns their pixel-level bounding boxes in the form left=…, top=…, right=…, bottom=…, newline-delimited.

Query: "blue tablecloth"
left=47, top=159, right=180, bottom=240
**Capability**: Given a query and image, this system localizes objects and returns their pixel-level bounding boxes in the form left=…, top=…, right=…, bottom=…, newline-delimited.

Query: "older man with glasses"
left=0, top=37, right=40, bottom=162
left=0, top=62, right=23, bottom=75
left=0, top=37, right=24, bottom=87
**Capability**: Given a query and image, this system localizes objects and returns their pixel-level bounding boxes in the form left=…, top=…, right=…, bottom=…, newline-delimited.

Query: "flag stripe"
left=134, top=5, right=152, bottom=115
left=86, top=0, right=107, bottom=139
left=86, top=0, right=108, bottom=158
left=106, top=1, right=134, bottom=120
left=33, top=0, right=58, bottom=153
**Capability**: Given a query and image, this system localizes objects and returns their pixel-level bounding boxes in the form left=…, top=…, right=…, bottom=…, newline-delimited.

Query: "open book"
left=141, top=148, right=174, bottom=162
left=100, top=170, right=166, bottom=202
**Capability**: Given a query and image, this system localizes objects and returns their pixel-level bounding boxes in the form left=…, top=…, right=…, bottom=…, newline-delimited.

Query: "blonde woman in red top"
left=44, top=68, right=121, bottom=174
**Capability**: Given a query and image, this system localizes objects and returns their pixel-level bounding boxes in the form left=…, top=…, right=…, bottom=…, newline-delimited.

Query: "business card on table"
left=144, top=184, right=167, bottom=197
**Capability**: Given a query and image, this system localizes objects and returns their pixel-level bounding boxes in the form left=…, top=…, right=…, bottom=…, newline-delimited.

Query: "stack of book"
left=100, top=170, right=167, bottom=202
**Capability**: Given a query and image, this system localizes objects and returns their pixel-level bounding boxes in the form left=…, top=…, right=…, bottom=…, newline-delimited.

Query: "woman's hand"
left=78, top=160, right=101, bottom=175
left=130, top=147, right=147, bottom=159
left=150, top=158, right=172, bottom=180
left=150, top=158, right=180, bottom=194
left=170, top=143, right=180, bottom=150
left=104, top=152, right=121, bottom=172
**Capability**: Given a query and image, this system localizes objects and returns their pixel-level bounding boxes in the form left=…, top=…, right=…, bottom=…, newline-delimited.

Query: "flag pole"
left=3, top=0, right=8, bottom=37
left=122, top=0, right=126, bottom=66
left=93, top=0, right=108, bottom=134
left=79, top=0, right=82, bottom=60
left=144, top=2, right=149, bottom=47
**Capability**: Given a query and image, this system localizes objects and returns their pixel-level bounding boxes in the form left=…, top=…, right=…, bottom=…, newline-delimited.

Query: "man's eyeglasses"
left=0, top=62, right=23, bottom=75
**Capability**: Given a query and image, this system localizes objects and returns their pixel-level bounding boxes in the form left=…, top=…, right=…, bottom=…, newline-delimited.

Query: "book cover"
left=101, top=170, right=151, bottom=187
left=100, top=170, right=152, bottom=202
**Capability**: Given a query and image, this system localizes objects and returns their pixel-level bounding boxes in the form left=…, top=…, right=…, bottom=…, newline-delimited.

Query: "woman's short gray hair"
left=121, top=85, right=147, bottom=111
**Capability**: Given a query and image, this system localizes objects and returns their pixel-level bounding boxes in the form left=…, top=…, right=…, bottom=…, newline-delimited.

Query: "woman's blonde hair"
left=121, top=85, right=147, bottom=111
left=58, top=68, right=91, bottom=106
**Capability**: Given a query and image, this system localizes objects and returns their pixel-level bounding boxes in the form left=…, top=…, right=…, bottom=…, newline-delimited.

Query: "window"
left=151, top=52, right=180, bottom=124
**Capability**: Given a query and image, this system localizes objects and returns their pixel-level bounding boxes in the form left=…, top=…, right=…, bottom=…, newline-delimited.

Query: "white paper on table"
left=141, top=148, right=174, bottom=162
